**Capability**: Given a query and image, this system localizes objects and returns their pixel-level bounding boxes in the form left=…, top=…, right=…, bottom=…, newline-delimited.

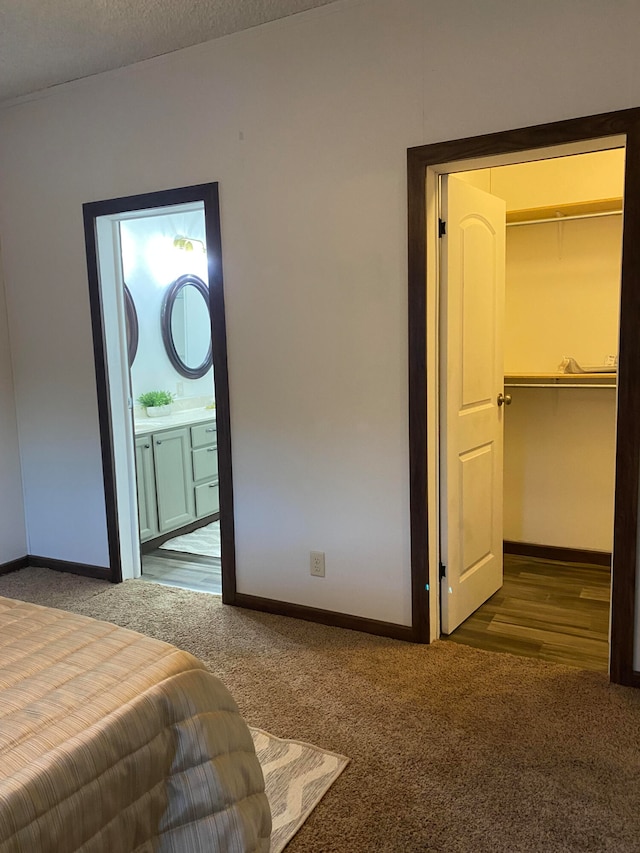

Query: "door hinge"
left=439, top=561, right=447, bottom=580
left=438, top=218, right=446, bottom=238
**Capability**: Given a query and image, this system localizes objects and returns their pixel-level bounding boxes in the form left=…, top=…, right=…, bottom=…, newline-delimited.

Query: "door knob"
left=497, top=392, right=512, bottom=407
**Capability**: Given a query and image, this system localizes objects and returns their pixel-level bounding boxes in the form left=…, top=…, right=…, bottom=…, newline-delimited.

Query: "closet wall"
left=503, top=215, right=621, bottom=552
left=500, top=152, right=624, bottom=553
left=458, top=150, right=624, bottom=553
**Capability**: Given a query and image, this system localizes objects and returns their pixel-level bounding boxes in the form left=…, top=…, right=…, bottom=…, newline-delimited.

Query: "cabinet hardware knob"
left=209, top=483, right=216, bottom=488
left=207, top=447, right=215, bottom=452
left=205, top=428, right=215, bottom=432
left=144, top=444, right=150, bottom=449
left=156, top=440, right=162, bottom=445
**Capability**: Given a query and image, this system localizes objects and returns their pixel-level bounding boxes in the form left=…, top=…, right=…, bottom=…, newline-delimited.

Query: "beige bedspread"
left=0, top=596, right=271, bottom=852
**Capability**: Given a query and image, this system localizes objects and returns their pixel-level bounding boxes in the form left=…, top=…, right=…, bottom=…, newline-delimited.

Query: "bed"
left=0, top=595, right=271, bottom=852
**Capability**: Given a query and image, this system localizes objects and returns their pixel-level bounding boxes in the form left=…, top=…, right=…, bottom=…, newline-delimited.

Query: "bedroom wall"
left=0, top=247, right=27, bottom=562
left=0, top=0, right=640, bottom=631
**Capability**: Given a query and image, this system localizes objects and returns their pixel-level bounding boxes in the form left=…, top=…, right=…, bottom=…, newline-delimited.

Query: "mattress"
left=0, top=595, right=271, bottom=852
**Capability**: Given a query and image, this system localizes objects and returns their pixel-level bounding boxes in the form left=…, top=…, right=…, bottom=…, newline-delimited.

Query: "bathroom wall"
left=1, top=0, right=640, bottom=631
left=121, top=208, right=215, bottom=408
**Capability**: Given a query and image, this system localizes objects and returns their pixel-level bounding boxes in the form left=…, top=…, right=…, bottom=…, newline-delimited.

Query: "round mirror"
left=123, top=284, right=139, bottom=366
left=161, top=274, right=212, bottom=379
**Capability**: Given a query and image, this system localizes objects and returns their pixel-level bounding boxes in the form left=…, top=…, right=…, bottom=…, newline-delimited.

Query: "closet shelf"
left=506, top=197, right=623, bottom=226
left=504, top=373, right=617, bottom=389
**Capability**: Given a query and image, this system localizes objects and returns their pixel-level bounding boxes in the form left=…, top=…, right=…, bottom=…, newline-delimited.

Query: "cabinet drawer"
left=191, top=422, right=217, bottom=449
left=195, top=481, right=219, bottom=517
left=193, top=445, right=218, bottom=482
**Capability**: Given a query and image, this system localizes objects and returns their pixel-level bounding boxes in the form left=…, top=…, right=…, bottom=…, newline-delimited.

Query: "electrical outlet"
left=604, top=354, right=617, bottom=367
left=310, top=551, right=325, bottom=577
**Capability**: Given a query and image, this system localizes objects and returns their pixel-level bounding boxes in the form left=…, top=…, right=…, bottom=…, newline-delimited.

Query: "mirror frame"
left=160, top=273, right=213, bottom=379
left=123, top=284, right=139, bottom=366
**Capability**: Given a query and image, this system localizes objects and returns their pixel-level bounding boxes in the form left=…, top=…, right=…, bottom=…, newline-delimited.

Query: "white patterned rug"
left=158, top=521, right=220, bottom=557
left=250, top=728, right=349, bottom=853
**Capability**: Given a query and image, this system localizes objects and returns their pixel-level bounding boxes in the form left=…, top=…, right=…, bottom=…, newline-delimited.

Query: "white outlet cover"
left=310, top=551, right=325, bottom=577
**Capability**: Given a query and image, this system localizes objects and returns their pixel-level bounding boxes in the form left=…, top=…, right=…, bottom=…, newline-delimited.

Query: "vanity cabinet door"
left=135, top=435, right=158, bottom=542
left=153, top=427, right=196, bottom=532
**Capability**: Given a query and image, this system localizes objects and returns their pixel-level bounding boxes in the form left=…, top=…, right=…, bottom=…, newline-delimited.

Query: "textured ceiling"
left=0, top=0, right=337, bottom=103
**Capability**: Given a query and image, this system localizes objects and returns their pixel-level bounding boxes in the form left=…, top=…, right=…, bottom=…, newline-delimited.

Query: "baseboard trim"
left=504, top=540, right=612, bottom=568
left=233, top=592, right=416, bottom=642
left=0, top=555, right=30, bottom=576
left=27, top=556, right=111, bottom=581
left=615, top=668, right=640, bottom=689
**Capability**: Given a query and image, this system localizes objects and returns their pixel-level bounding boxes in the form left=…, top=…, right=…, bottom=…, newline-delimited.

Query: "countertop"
left=134, top=407, right=216, bottom=436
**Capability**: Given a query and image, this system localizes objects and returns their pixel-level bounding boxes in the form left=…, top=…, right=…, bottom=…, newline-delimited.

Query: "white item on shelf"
left=558, top=356, right=617, bottom=374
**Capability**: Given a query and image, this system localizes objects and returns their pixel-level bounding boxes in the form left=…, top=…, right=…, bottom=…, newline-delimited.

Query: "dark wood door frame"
left=408, top=107, right=640, bottom=686
left=83, top=183, right=237, bottom=603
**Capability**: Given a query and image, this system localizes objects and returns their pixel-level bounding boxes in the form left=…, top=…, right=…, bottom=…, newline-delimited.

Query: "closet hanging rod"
left=504, top=382, right=616, bottom=389
left=507, top=210, right=622, bottom=228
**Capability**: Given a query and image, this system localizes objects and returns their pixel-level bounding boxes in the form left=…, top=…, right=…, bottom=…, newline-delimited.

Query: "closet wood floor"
left=445, top=554, right=610, bottom=671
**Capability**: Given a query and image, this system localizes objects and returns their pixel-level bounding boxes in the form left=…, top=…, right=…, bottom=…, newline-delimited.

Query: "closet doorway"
left=439, top=151, right=623, bottom=671
left=407, top=107, right=640, bottom=687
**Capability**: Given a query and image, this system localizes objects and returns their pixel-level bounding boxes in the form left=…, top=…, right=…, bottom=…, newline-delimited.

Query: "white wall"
left=504, top=389, right=617, bottom=551
left=1, top=0, right=640, bottom=627
left=491, top=150, right=626, bottom=213
left=461, top=152, right=623, bottom=554
left=503, top=213, right=621, bottom=553
left=0, top=248, right=26, bottom=562
left=505, top=216, right=622, bottom=374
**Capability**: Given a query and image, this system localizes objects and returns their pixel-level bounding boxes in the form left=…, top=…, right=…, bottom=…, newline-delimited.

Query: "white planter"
left=145, top=404, right=173, bottom=418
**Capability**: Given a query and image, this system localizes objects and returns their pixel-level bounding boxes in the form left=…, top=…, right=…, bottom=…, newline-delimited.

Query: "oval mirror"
left=161, top=274, right=213, bottom=379
left=123, top=284, right=139, bottom=366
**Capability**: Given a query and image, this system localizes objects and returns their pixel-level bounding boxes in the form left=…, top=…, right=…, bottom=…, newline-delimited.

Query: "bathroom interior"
left=110, top=202, right=221, bottom=594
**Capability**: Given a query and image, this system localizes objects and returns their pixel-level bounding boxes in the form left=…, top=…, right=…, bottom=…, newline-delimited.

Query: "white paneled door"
left=440, top=175, right=506, bottom=634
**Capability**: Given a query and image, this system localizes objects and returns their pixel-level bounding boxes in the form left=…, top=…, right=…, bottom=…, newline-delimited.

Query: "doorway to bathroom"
left=83, top=184, right=237, bottom=601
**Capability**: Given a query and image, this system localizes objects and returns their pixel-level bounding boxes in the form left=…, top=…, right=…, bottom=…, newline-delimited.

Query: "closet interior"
left=448, top=148, right=624, bottom=670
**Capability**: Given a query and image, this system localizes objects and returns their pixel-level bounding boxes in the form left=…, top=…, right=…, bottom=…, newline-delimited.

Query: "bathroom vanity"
left=134, top=410, right=218, bottom=544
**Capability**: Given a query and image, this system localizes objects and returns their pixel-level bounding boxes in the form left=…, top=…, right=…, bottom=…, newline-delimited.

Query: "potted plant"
left=138, top=390, right=175, bottom=417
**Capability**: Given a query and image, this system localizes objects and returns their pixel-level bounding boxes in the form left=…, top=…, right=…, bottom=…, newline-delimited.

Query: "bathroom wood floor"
left=445, top=554, right=611, bottom=671
left=140, top=551, right=222, bottom=595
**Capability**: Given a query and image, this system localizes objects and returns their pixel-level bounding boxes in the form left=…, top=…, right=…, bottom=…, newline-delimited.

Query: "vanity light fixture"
left=173, top=235, right=206, bottom=253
